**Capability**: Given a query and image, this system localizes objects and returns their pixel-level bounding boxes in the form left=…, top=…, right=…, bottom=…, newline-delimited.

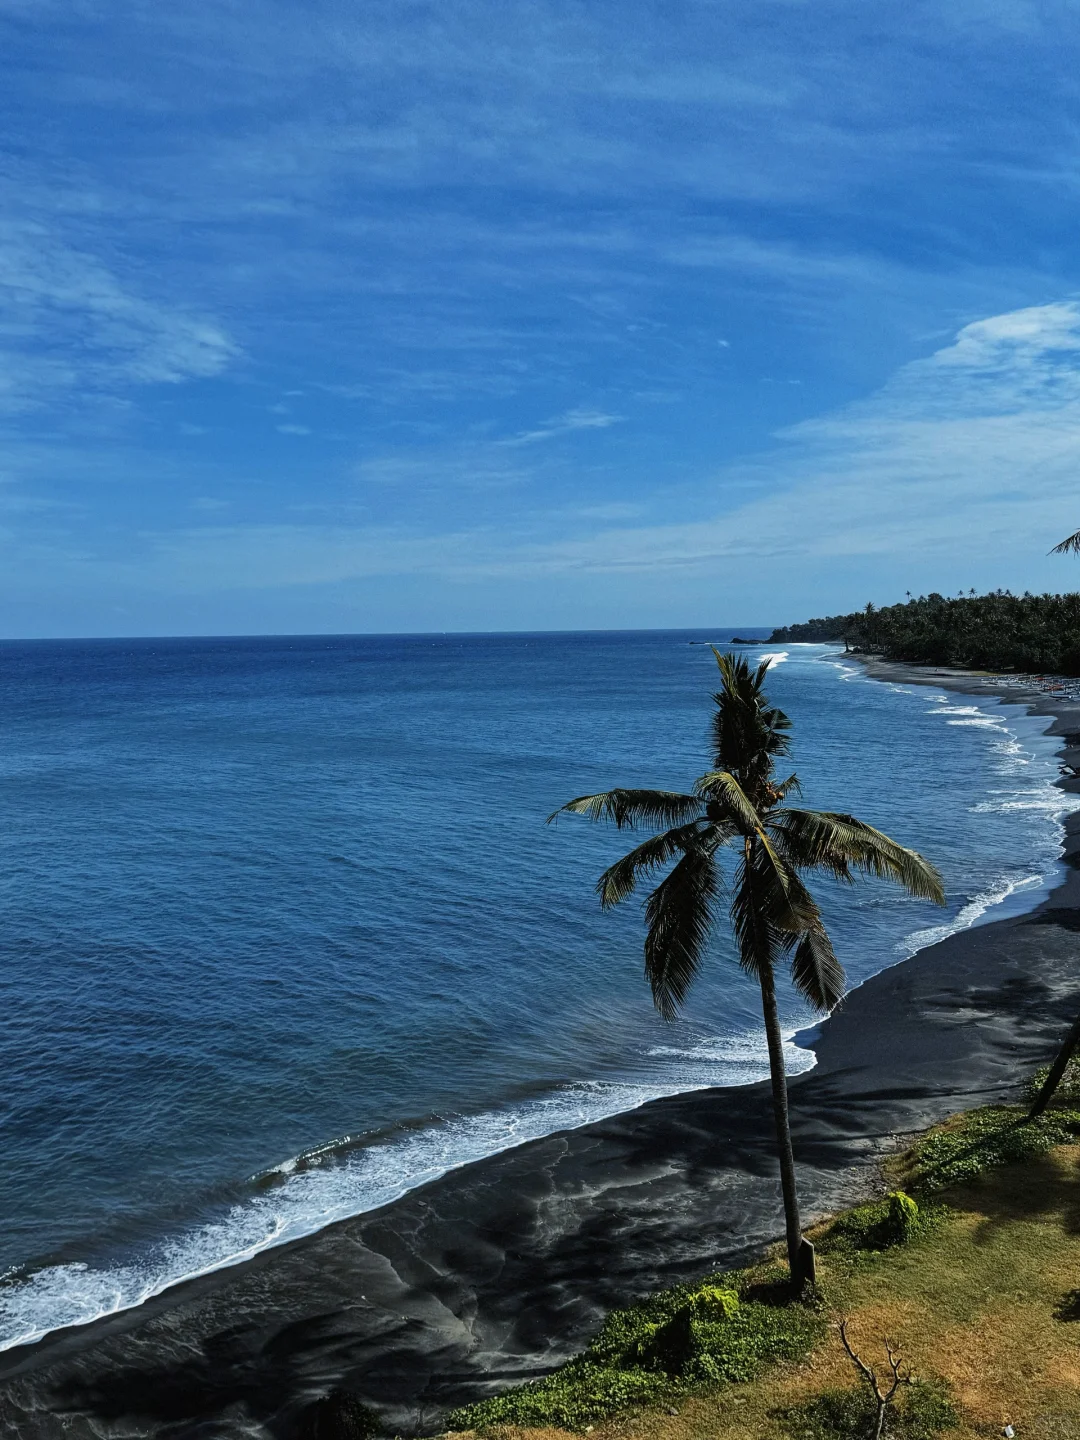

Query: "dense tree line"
left=769, top=590, right=1080, bottom=674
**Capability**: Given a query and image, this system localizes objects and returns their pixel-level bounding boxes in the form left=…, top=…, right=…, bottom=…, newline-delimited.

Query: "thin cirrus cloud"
left=498, top=409, right=623, bottom=447
left=19, top=302, right=1080, bottom=617
left=0, top=222, right=237, bottom=411
left=527, top=302, right=1080, bottom=580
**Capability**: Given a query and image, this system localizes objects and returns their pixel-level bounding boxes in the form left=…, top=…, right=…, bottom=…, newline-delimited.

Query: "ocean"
left=0, top=630, right=1073, bottom=1350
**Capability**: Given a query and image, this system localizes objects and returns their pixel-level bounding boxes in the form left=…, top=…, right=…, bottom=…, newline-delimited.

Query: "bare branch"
left=883, top=1337, right=907, bottom=1402
left=839, top=1320, right=878, bottom=1391
left=838, top=1321, right=911, bottom=1440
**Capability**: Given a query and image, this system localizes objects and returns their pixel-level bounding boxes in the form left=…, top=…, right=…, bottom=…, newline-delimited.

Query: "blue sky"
left=3, top=0, right=1080, bottom=636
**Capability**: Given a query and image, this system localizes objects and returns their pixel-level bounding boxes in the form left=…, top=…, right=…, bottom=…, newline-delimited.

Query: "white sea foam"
left=897, top=871, right=1046, bottom=957
left=0, top=1033, right=813, bottom=1353
left=929, top=703, right=1010, bottom=730
left=756, top=651, right=789, bottom=667
left=827, top=660, right=862, bottom=682
left=974, top=788, right=1076, bottom=817
left=647, top=1027, right=813, bottom=1076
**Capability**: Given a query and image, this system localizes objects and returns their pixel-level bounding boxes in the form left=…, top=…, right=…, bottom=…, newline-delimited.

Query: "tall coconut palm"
left=1051, top=530, right=1080, bottom=554
left=549, top=650, right=945, bottom=1287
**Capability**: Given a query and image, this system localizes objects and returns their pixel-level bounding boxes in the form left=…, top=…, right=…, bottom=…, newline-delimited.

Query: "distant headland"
left=769, top=589, right=1080, bottom=675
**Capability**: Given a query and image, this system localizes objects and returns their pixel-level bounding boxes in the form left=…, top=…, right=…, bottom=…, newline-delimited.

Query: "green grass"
left=889, top=1104, right=1080, bottom=1193
left=1026, top=1058, right=1080, bottom=1108
left=774, top=1376, right=958, bottom=1440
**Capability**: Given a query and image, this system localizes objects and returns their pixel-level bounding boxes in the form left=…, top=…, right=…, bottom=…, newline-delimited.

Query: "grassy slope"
left=451, top=1126, right=1080, bottom=1440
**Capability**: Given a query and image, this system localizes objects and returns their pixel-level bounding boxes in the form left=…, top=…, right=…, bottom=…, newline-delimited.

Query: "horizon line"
left=0, top=624, right=784, bottom=645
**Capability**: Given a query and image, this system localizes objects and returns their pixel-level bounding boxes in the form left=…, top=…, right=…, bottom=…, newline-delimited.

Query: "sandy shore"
left=3, top=658, right=1080, bottom=1439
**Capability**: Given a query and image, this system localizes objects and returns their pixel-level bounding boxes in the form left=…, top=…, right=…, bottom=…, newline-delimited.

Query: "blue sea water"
left=0, top=630, right=1074, bottom=1349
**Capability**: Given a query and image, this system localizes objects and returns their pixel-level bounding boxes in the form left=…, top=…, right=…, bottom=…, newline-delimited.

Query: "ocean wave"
left=990, top=736, right=1029, bottom=760
left=929, top=704, right=1008, bottom=731
left=825, top=660, right=862, bottom=682
left=822, top=658, right=915, bottom=695
left=897, top=871, right=1048, bottom=957
left=973, top=787, right=1077, bottom=817
left=646, top=1028, right=813, bottom=1075
left=0, top=1034, right=814, bottom=1353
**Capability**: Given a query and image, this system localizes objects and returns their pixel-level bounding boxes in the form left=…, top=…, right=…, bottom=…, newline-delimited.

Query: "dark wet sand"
left=3, top=658, right=1080, bottom=1440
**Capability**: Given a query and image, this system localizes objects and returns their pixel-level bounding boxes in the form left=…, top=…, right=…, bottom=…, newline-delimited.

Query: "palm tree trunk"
left=757, top=957, right=813, bottom=1286
left=1028, top=1006, right=1080, bottom=1119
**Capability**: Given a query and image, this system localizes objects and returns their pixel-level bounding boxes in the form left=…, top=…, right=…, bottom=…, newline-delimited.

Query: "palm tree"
left=549, top=650, right=945, bottom=1287
left=1051, top=530, right=1080, bottom=554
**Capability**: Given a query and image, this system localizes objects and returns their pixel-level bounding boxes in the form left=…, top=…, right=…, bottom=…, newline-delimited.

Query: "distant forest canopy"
left=769, top=590, right=1080, bottom=675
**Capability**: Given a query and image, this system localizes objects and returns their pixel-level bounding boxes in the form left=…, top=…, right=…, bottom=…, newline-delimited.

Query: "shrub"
left=819, top=1191, right=939, bottom=1254
left=585, top=1279, right=739, bottom=1366
left=777, top=1376, right=958, bottom=1439
left=898, top=1106, right=1080, bottom=1193
left=689, top=1283, right=741, bottom=1317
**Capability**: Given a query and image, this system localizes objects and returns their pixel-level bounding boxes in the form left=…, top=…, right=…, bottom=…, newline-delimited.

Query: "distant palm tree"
left=550, top=651, right=944, bottom=1287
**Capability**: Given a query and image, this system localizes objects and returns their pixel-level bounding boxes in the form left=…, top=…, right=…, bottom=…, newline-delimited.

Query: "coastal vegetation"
left=445, top=1097, right=1080, bottom=1439
left=768, top=590, right=1080, bottom=674
left=447, top=1271, right=825, bottom=1431
left=550, top=651, right=943, bottom=1287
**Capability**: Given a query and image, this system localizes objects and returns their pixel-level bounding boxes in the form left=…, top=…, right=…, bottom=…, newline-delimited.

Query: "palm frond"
left=729, top=852, right=781, bottom=980
left=643, top=845, right=721, bottom=1019
left=548, top=788, right=703, bottom=830
left=773, top=863, right=826, bottom=933
left=730, top=835, right=825, bottom=981
left=709, top=648, right=793, bottom=779
left=770, top=814, right=855, bottom=885
left=773, top=809, right=945, bottom=903
left=1051, top=529, right=1080, bottom=555
left=597, top=821, right=716, bottom=909
left=774, top=772, right=802, bottom=802
left=790, top=923, right=845, bottom=1012
left=694, top=769, right=762, bottom=832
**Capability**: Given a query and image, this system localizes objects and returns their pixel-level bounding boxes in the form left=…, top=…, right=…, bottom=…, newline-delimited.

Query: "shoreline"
left=3, top=656, right=1080, bottom=1437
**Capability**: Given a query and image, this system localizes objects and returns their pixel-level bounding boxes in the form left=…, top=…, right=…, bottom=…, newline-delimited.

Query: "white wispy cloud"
left=500, top=408, right=623, bottom=446
left=0, top=221, right=237, bottom=410
left=351, top=448, right=532, bottom=492
left=34, top=300, right=1075, bottom=601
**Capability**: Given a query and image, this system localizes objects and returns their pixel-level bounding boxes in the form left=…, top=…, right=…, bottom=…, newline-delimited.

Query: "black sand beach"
left=3, top=660, right=1080, bottom=1440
